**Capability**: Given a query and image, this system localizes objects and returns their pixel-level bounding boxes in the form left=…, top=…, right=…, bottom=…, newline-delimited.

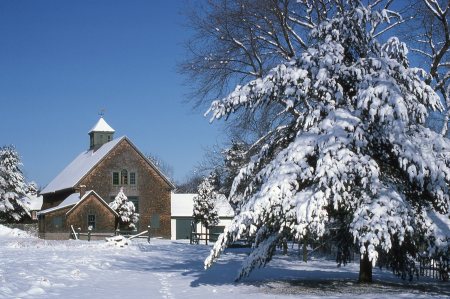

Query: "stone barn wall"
left=38, top=206, right=72, bottom=240
left=78, top=139, right=172, bottom=238
left=66, top=193, right=116, bottom=233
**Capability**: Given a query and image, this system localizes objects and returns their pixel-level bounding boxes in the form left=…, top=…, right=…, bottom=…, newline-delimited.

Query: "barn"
left=38, top=117, right=175, bottom=239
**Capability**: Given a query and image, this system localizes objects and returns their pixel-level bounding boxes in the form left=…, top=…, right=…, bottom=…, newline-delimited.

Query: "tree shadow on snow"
left=109, top=241, right=450, bottom=296
left=267, top=278, right=450, bottom=297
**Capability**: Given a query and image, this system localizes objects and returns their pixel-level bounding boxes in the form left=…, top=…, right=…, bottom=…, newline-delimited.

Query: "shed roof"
left=38, top=193, right=81, bottom=215
left=171, top=193, right=195, bottom=217
left=215, top=194, right=235, bottom=217
left=66, top=190, right=118, bottom=217
left=171, top=193, right=234, bottom=218
left=38, top=190, right=119, bottom=217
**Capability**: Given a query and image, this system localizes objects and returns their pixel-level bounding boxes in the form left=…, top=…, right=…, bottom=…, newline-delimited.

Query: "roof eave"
left=40, top=187, right=75, bottom=196
left=37, top=203, right=77, bottom=216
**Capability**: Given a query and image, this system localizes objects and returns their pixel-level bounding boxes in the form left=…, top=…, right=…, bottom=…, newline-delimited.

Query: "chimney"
left=79, top=185, right=86, bottom=197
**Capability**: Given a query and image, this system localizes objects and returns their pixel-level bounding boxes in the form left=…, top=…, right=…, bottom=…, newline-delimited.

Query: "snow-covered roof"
left=171, top=193, right=234, bottom=218
left=171, top=193, right=195, bottom=217
left=66, top=190, right=118, bottom=217
left=38, top=190, right=119, bottom=217
left=21, top=194, right=43, bottom=211
left=41, top=137, right=124, bottom=194
left=215, top=194, right=234, bottom=217
left=89, top=117, right=115, bottom=133
left=38, top=193, right=81, bottom=215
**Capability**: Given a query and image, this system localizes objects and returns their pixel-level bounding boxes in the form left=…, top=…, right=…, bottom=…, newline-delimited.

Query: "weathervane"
left=98, top=108, right=106, bottom=117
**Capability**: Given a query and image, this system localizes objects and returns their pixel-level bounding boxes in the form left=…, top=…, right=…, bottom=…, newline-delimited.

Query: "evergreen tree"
left=193, top=172, right=220, bottom=229
left=221, top=141, right=249, bottom=212
left=205, top=2, right=450, bottom=283
left=222, top=141, right=248, bottom=192
left=25, top=181, right=39, bottom=196
left=0, top=145, right=30, bottom=222
left=109, top=188, right=139, bottom=230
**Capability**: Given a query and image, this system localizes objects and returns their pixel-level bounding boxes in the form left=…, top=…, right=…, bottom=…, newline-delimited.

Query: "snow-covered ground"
left=0, top=225, right=448, bottom=299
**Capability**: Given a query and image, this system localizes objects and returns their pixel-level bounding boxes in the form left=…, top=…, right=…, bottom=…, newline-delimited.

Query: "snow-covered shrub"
left=109, top=188, right=139, bottom=230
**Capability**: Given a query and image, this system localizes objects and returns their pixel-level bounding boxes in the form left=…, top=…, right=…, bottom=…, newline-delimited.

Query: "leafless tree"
left=181, top=0, right=405, bottom=105
left=409, top=0, right=450, bottom=135
left=146, top=153, right=175, bottom=182
left=175, top=172, right=205, bottom=193
left=180, top=0, right=338, bottom=145
left=181, top=0, right=320, bottom=104
left=180, top=0, right=407, bottom=162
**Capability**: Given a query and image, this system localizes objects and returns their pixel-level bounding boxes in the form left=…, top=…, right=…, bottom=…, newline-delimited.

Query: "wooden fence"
left=70, top=225, right=151, bottom=242
left=419, top=256, right=449, bottom=281
left=190, top=232, right=221, bottom=245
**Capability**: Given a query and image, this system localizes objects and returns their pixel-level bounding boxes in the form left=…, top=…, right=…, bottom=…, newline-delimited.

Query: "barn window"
left=112, top=172, right=119, bottom=185
left=130, top=172, right=136, bottom=185
left=88, top=214, right=96, bottom=230
left=121, top=169, right=128, bottom=185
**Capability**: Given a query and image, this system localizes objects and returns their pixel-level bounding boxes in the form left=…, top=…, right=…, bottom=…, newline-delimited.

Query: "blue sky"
left=0, top=1, right=224, bottom=187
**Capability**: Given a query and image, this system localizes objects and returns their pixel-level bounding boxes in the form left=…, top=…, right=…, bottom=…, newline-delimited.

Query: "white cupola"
left=88, top=117, right=115, bottom=150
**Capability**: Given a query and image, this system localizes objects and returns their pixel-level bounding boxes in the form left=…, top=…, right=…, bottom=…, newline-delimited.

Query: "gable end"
left=66, top=190, right=118, bottom=217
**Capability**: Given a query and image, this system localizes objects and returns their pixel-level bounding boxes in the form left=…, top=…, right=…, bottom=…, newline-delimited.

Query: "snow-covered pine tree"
left=193, top=172, right=220, bottom=231
left=109, top=188, right=139, bottom=230
left=221, top=141, right=249, bottom=210
left=0, top=145, right=30, bottom=222
left=204, top=2, right=450, bottom=283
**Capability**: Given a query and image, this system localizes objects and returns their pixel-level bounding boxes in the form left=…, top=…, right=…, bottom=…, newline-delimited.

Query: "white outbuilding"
left=170, top=193, right=234, bottom=240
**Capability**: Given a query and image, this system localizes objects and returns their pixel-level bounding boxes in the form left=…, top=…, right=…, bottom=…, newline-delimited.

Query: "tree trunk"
left=302, top=240, right=308, bottom=262
left=282, top=238, right=288, bottom=255
left=359, top=253, right=373, bottom=283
